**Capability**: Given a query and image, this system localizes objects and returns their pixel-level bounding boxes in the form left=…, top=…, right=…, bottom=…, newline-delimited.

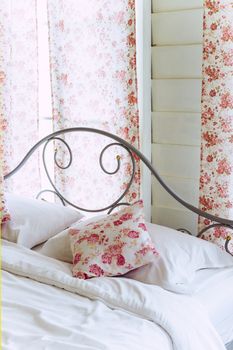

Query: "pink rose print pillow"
left=1, top=194, right=11, bottom=224
left=69, top=200, right=158, bottom=279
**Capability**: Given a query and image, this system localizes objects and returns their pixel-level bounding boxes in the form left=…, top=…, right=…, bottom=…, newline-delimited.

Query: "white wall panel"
left=152, top=9, right=203, bottom=46
left=152, top=144, right=200, bottom=179
left=152, top=79, right=202, bottom=112
left=152, top=0, right=203, bottom=13
left=152, top=112, right=201, bottom=145
left=151, top=1, right=203, bottom=230
left=152, top=206, right=198, bottom=234
left=152, top=176, right=199, bottom=209
left=152, top=45, right=203, bottom=79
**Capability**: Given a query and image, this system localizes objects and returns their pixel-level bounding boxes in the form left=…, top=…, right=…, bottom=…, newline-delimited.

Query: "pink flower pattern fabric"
left=69, top=200, right=158, bottom=279
left=47, top=0, right=140, bottom=211
left=199, top=0, right=233, bottom=254
left=0, top=197, right=10, bottom=224
left=0, top=0, right=41, bottom=197
left=0, top=121, right=10, bottom=223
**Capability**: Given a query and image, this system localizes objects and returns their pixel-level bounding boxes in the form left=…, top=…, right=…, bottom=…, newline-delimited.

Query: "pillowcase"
left=2, top=193, right=83, bottom=248
left=36, top=218, right=233, bottom=292
left=37, top=215, right=106, bottom=262
left=1, top=194, right=11, bottom=224
left=69, top=200, right=158, bottom=279
left=125, top=223, right=233, bottom=293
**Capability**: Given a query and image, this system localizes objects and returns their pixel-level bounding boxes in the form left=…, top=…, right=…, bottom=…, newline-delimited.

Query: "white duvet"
left=2, top=240, right=225, bottom=350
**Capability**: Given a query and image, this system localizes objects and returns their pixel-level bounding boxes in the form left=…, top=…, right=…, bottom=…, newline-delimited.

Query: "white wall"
left=151, top=0, right=203, bottom=233
left=136, top=0, right=151, bottom=222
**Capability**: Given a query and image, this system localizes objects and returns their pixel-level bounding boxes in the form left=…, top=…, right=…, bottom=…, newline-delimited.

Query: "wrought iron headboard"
left=4, top=127, right=233, bottom=255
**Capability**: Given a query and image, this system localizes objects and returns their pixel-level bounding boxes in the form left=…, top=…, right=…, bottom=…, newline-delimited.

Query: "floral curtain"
left=199, top=0, right=233, bottom=253
left=0, top=0, right=40, bottom=197
left=47, top=0, right=140, bottom=212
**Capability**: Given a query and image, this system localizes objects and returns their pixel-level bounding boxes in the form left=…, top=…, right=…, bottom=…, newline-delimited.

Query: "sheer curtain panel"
left=47, top=0, right=141, bottom=211
left=0, top=0, right=40, bottom=196
left=199, top=0, right=233, bottom=253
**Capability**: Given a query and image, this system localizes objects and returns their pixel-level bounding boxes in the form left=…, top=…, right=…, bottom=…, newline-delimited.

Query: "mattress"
left=194, top=266, right=233, bottom=345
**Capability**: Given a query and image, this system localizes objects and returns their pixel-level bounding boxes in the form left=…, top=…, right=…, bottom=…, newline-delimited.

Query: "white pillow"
left=37, top=215, right=108, bottom=262
left=36, top=221, right=233, bottom=292
left=125, top=223, right=233, bottom=293
left=2, top=193, right=83, bottom=248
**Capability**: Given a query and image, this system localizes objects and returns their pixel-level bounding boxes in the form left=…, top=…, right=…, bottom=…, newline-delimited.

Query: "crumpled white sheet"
left=2, top=240, right=225, bottom=350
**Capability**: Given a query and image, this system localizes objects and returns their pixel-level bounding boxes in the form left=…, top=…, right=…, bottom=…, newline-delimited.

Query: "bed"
left=2, top=127, right=233, bottom=350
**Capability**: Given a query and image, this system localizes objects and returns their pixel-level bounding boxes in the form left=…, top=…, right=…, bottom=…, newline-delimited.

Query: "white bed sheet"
left=3, top=271, right=172, bottom=350
left=194, top=267, right=233, bottom=344
left=2, top=240, right=225, bottom=350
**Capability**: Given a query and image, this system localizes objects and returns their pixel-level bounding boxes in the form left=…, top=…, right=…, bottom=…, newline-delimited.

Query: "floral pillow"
left=69, top=200, right=158, bottom=279
left=1, top=194, right=11, bottom=224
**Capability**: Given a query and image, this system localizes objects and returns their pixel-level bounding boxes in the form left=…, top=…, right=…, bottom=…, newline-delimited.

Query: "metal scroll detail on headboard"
left=4, top=127, right=233, bottom=255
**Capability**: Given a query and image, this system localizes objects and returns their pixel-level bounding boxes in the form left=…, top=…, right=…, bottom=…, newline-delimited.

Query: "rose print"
left=70, top=202, right=158, bottom=279
left=73, top=253, right=82, bottom=265
left=113, top=220, right=123, bottom=226
left=116, top=255, right=125, bottom=266
left=119, top=213, right=133, bottom=221
left=47, top=0, right=141, bottom=211
left=138, top=223, right=147, bottom=231
left=101, top=253, right=112, bottom=264
left=127, top=230, right=139, bottom=238
left=89, top=264, right=104, bottom=277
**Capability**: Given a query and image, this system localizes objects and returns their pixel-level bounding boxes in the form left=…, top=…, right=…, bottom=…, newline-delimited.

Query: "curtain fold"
left=47, top=0, right=140, bottom=211
left=199, top=0, right=233, bottom=253
left=0, top=0, right=40, bottom=197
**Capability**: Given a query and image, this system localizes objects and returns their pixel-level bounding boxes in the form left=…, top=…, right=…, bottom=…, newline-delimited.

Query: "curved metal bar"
left=197, top=223, right=233, bottom=256
left=196, top=223, right=232, bottom=238
left=107, top=202, right=131, bottom=215
left=4, top=127, right=233, bottom=227
left=99, top=143, right=121, bottom=175
left=39, top=132, right=136, bottom=213
left=36, top=189, right=66, bottom=206
left=177, top=228, right=193, bottom=235
left=225, top=236, right=233, bottom=256
left=52, top=137, right=73, bottom=169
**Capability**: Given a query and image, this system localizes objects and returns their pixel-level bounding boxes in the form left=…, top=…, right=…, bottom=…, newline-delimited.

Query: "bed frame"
left=4, top=127, right=233, bottom=255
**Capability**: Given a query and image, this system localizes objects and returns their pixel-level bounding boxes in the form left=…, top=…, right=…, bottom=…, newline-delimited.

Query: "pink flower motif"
left=221, top=25, right=233, bottom=42
left=116, top=254, right=125, bottom=266
left=73, top=271, right=88, bottom=280
left=69, top=228, right=80, bottom=236
left=136, top=246, right=149, bottom=256
left=213, top=227, right=228, bottom=239
left=0, top=71, right=6, bottom=85
left=205, top=66, right=220, bottom=81
left=216, top=159, right=232, bottom=175
left=89, top=264, right=104, bottom=277
left=119, top=213, right=133, bottom=221
left=113, top=220, right=123, bottom=226
left=87, top=234, right=100, bottom=244
left=220, top=92, right=233, bottom=109
left=128, top=91, right=137, bottom=105
left=138, top=223, right=147, bottom=231
left=101, top=253, right=112, bottom=264
left=200, top=195, right=214, bottom=211
left=73, top=253, right=82, bottom=264
left=127, top=32, right=136, bottom=47
left=203, top=131, right=220, bottom=147
left=57, top=20, right=64, bottom=32
left=127, top=230, right=139, bottom=238
left=223, top=50, right=233, bottom=66
left=216, top=183, right=228, bottom=198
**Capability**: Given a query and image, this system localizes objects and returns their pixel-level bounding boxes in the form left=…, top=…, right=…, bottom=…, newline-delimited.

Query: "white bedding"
left=2, top=240, right=225, bottom=350
left=194, top=267, right=233, bottom=344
